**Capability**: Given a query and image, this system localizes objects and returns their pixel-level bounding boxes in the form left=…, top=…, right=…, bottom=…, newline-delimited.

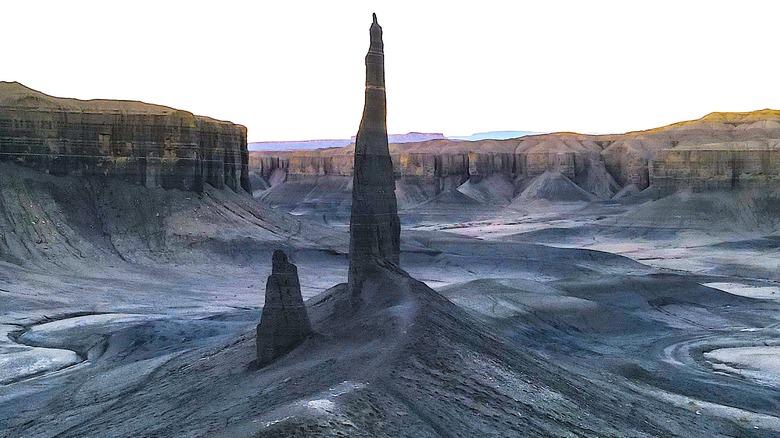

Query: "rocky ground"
left=1, top=162, right=780, bottom=437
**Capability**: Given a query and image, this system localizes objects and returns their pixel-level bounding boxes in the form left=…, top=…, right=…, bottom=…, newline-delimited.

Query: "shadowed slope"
left=0, top=162, right=345, bottom=269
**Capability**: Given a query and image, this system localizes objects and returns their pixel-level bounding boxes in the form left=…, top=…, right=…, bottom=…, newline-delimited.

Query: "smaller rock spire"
left=256, top=250, right=312, bottom=367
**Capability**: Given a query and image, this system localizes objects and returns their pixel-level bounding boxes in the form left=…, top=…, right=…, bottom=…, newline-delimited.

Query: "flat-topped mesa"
left=0, top=82, right=250, bottom=194
left=256, top=250, right=312, bottom=367
left=348, top=13, right=401, bottom=294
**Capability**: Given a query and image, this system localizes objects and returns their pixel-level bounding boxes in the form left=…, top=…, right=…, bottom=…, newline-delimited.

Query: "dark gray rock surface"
left=348, top=14, right=401, bottom=293
left=256, top=250, right=312, bottom=366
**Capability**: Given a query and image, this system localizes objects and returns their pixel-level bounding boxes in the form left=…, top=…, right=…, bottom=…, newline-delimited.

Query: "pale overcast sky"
left=2, top=1, right=778, bottom=141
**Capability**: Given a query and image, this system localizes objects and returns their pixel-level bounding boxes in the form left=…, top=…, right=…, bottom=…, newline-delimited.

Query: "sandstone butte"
left=0, top=81, right=250, bottom=194
left=251, top=109, right=780, bottom=199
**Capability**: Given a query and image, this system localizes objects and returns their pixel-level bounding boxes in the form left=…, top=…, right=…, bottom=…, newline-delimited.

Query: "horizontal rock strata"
left=651, top=142, right=780, bottom=197
left=0, top=82, right=250, bottom=193
left=251, top=110, right=780, bottom=199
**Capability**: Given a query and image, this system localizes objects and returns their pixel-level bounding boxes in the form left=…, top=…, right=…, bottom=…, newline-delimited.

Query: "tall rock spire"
left=348, top=13, right=401, bottom=294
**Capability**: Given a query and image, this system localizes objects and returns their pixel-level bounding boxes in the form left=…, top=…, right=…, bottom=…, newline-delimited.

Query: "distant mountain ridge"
left=248, top=131, right=542, bottom=151
left=249, top=139, right=352, bottom=152
left=365, top=132, right=446, bottom=143
left=249, top=132, right=446, bottom=151
left=448, top=131, right=542, bottom=141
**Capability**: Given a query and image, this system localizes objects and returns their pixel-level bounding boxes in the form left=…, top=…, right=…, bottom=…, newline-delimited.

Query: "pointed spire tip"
left=372, top=13, right=378, bottom=24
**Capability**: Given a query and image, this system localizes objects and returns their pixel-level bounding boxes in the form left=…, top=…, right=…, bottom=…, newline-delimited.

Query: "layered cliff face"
left=649, top=111, right=780, bottom=197
left=250, top=109, right=780, bottom=203
left=0, top=82, right=250, bottom=193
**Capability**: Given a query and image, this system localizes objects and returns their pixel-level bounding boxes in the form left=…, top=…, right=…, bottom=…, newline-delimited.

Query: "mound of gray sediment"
left=412, top=187, right=482, bottom=207
left=617, top=189, right=780, bottom=232
left=256, top=174, right=484, bottom=217
left=513, top=171, right=596, bottom=204
left=613, top=183, right=641, bottom=199
left=255, top=175, right=353, bottom=215
left=575, top=158, right=622, bottom=199
left=456, top=174, right=516, bottom=205
left=394, top=178, right=447, bottom=207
